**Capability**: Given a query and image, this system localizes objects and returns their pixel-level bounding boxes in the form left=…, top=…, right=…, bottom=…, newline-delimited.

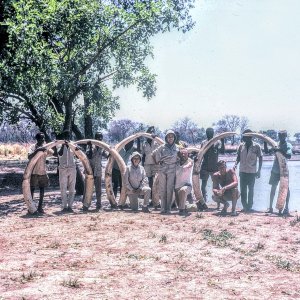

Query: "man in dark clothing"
left=264, top=130, right=292, bottom=215
left=200, top=128, right=225, bottom=204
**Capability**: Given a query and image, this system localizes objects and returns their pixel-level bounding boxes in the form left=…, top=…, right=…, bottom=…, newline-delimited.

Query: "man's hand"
left=134, top=188, right=141, bottom=194
left=256, top=170, right=261, bottom=179
left=87, top=141, right=92, bottom=146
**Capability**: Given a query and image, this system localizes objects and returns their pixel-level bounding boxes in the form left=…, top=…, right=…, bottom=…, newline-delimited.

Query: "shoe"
left=231, top=211, right=238, bottom=216
left=82, top=206, right=89, bottom=212
left=117, top=205, right=124, bottom=210
left=67, top=207, right=74, bottom=213
left=61, top=208, right=68, bottom=213
left=179, top=209, right=186, bottom=216
left=266, top=208, right=273, bottom=213
left=111, top=204, right=118, bottom=209
left=37, top=208, right=45, bottom=214
left=123, top=204, right=130, bottom=209
left=220, top=202, right=229, bottom=215
left=278, top=210, right=283, bottom=216
left=142, top=206, right=151, bottom=213
left=148, top=201, right=154, bottom=207
left=153, top=204, right=161, bottom=211
left=283, top=209, right=290, bottom=216
left=196, top=202, right=207, bottom=212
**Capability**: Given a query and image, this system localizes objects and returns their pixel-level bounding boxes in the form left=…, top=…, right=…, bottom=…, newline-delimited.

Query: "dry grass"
left=0, top=190, right=300, bottom=299
left=0, top=143, right=30, bottom=159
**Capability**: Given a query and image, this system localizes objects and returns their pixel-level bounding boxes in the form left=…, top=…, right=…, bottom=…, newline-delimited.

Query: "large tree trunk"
left=64, top=100, right=73, bottom=132
left=83, top=94, right=93, bottom=139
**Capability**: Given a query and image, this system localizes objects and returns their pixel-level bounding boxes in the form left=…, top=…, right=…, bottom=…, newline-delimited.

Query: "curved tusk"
left=243, top=132, right=289, bottom=211
left=73, top=140, right=126, bottom=207
left=23, top=141, right=69, bottom=214
left=105, top=132, right=164, bottom=205
left=192, top=132, right=237, bottom=203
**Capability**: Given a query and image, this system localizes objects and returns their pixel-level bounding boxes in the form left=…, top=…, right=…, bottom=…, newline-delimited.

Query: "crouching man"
left=212, top=160, right=240, bottom=216
left=124, top=152, right=151, bottom=213
left=175, top=149, right=193, bottom=216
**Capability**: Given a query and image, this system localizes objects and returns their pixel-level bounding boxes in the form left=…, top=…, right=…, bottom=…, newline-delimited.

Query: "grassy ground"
left=0, top=189, right=300, bottom=300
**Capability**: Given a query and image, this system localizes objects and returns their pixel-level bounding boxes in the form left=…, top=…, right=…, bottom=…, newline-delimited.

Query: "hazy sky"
left=114, top=0, right=300, bottom=135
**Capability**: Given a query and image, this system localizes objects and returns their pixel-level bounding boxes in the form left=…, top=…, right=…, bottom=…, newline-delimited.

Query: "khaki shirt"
left=28, top=144, right=53, bottom=175
left=238, top=142, right=262, bottom=174
left=124, top=164, right=148, bottom=191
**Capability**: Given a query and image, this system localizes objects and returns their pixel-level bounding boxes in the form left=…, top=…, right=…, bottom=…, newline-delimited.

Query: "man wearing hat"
left=265, top=130, right=292, bottom=215
left=124, top=151, right=151, bottom=212
left=234, top=129, right=262, bottom=212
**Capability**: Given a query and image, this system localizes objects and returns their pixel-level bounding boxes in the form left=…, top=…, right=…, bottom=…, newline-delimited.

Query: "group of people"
left=28, top=126, right=292, bottom=217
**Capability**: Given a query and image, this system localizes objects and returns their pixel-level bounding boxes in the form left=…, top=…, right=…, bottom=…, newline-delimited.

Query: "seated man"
left=212, top=160, right=240, bottom=216
left=124, top=152, right=151, bottom=213
left=174, top=149, right=193, bottom=216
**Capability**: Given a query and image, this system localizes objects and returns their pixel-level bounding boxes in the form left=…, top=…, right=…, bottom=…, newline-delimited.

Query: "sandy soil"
left=0, top=187, right=300, bottom=300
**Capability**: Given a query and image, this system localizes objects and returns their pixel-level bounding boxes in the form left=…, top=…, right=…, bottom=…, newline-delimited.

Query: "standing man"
left=200, top=128, right=225, bottom=203
left=212, top=160, right=240, bottom=216
left=124, top=152, right=151, bottom=212
left=152, top=130, right=179, bottom=214
left=265, top=130, right=292, bottom=215
left=234, top=129, right=262, bottom=212
left=86, top=132, right=109, bottom=210
left=140, top=126, right=160, bottom=204
left=28, top=132, right=53, bottom=214
left=174, top=149, right=193, bottom=216
left=57, top=130, right=77, bottom=212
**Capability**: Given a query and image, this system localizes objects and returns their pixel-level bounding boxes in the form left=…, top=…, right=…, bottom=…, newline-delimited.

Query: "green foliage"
left=0, top=0, right=195, bottom=138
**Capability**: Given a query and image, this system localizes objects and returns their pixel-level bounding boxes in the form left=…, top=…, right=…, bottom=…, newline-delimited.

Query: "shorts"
left=200, top=169, right=215, bottom=180
left=144, top=164, right=159, bottom=177
left=269, top=171, right=280, bottom=185
left=212, top=188, right=240, bottom=202
left=30, top=174, right=49, bottom=188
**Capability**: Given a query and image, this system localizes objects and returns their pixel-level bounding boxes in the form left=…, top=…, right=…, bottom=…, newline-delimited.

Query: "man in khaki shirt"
left=234, top=129, right=262, bottom=212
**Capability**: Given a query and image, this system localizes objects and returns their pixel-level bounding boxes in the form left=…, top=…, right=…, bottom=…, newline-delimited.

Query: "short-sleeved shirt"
left=238, top=142, right=262, bottom=174
left=28, top=144, right=53, bottom=175
left=212, top=169, right=237, bottom=189
left=271, top=141, right=292, bottom=174
left=201, top=140, right=221, bottom=173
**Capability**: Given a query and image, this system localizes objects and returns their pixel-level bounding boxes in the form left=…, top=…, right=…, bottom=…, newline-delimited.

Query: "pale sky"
left=114, top=0, right=300, bottom=136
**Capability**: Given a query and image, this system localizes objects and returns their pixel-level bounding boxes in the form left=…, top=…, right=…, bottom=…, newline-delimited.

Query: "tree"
left=214, top=115, right=250, bottom=145
left=171, top=117, right=205, bottom=145
left=0, top=0, right=195, bottom=140
left=294, top=133, right=300, bottom=143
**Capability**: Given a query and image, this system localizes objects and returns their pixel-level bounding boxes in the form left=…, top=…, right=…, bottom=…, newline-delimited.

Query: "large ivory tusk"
left=192, top=132, right=237, bottom=203
left=105, top=132, right=164, bottom=205
left=243, top=132, right=289, bottom=211
left=74, top=140, right=126, bottom=207
left=23, top=140, right=94, bottom=213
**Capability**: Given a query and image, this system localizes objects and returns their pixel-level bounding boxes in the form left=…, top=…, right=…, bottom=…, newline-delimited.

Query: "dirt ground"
left=0, top=186, right=300, bottom=300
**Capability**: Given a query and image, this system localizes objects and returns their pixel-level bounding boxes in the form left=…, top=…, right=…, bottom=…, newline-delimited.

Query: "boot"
left=142, top=206, right=151, bottom=213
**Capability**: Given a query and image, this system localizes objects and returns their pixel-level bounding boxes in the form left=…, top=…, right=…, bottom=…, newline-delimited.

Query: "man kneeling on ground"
left=124, top=152, right=151, bottom=213
left=212, top=160, right=240, bottom=216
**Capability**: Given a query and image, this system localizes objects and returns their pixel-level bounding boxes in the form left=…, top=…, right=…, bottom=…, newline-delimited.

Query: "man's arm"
left=220, top=138, right=225, bottom=154
left=234, top=145, right=241, bottom=170
left=28, top=146, right=46, bottom=160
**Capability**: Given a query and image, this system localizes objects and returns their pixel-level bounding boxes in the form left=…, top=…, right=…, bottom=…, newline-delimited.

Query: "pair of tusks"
left=23, top=141, right=94, bottom=214
left=243, top=132, right=289, bottom=210
left=104, top=133, right=164, bottom=206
